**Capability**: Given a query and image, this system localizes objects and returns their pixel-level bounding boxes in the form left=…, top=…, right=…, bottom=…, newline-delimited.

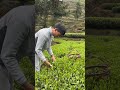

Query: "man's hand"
left=51, top=55, right=56, bottom=62
left=22, top=82, right=34, bottom=90
left=44, top=60, right=53, bottom=68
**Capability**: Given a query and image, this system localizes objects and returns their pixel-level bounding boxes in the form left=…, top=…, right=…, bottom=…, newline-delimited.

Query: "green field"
left=35, top=38, right=85, bottom=90
left=86, top=35, right=120, bottom=90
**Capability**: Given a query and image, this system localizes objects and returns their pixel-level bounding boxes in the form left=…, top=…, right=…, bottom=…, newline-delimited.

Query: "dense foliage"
left=35, top=38, right=85, bottom=90
left=35, top=0, right=68, bottom=27
left=73, top=1, right=82, bottom=20
left=86, top=35, right=120, bottom=90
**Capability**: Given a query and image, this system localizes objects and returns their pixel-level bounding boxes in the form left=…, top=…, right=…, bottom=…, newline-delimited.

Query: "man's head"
left=52, top=23, right=66, bottom=37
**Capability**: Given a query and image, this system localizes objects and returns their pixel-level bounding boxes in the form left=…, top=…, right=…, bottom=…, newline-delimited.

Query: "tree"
left=73, top=0, right=82, bottom=20
left=36, top=0, right=51, bottom=27
left=35, top=0, right=68, bottom=27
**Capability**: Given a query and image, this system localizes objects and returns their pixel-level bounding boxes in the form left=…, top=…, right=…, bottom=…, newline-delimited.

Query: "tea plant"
left=35, top=38, right=85, bottom=90
left=86, top=35, right=120, bottom=90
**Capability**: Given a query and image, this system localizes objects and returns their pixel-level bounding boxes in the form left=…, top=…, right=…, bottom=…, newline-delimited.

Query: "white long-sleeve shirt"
left=35, top=27, right=53, bottom=62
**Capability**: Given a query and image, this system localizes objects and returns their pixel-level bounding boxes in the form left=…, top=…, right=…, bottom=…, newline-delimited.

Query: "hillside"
left=36, top=0, right=85, bottom=33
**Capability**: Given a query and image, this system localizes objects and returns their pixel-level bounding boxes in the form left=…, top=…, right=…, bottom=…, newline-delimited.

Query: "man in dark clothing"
left=0, top=5, right=35, bottom=90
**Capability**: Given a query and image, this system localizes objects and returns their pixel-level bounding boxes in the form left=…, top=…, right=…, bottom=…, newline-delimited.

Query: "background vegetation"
left=86, top=0, right=120, bottom=90
left=35, top=0, right=85, bottom=33
left=86, top=35, right=120, bottom=90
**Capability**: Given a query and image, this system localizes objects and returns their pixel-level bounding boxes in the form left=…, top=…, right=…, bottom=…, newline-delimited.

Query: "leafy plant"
left=86, top=35, right=120, bottom=90
left=35, top=38, right=85, bottom=90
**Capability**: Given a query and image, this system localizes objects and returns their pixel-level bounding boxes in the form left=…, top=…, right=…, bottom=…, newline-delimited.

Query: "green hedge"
left=86, top=17, right=120, bottom=29
left=101, top=3, right=120, bottom=10
left=112, top=6, right=120, bottom=13
left=64, top=33, right=85, bottom=38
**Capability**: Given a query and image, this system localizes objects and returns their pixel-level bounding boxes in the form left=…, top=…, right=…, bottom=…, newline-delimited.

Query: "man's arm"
left=46, top=39, right=56, bottom=62
left=47, top=47, right=53, bottom=56
left=1, top=21, right=30, bottom=86
left=47, top=47, right=56, bottom=62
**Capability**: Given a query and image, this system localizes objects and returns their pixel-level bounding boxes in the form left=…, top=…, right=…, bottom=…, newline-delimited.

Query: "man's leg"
left=0, top=65, right=13, bottom=90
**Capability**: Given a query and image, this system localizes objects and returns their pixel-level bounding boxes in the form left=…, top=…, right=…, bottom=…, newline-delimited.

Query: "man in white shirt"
left=35, top=23, right=66, bottom=71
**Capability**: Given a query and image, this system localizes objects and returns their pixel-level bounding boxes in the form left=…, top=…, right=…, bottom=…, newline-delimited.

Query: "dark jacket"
left=0, top=5, right=35, bottom=85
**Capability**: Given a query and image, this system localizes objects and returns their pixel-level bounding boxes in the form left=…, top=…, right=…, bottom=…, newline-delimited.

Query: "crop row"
left=35, top=38, right=85, bottom=90
left=86, top=17, right=120, bottom=29
left=64, top=33, right=85, bottom=38
left=101, top=3, right=120, bottom=10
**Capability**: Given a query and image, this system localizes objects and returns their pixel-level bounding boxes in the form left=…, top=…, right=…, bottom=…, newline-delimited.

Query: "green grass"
left=35, top=38, right=85, bottom=90
left=86, top=35, right=120, bottom=90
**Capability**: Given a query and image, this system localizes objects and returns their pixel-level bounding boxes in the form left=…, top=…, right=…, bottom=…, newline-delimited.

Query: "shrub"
left=64, top=33, right=85, bottom=38
left=86, top=17, right=120, bottom=29
left=35, top=38, right=85, bottom=90
left=112, top=6, right=120, bottom=13
left=101, top=3, right=120, bottom=10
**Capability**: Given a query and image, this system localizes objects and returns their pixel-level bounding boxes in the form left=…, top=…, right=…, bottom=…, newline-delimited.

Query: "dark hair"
left=54, top=23, right=66, bottom=35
